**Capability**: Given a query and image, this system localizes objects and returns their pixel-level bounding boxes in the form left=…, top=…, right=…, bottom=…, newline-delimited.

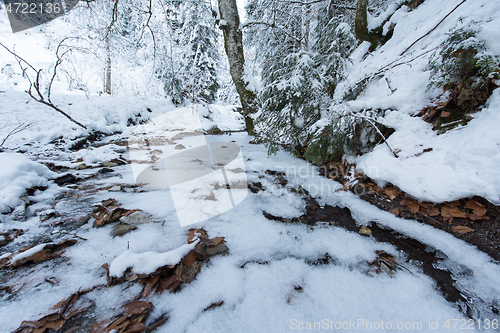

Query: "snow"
left=0, top=153, right=56, bottom=213
left=109, top=240, right=199, bottom=277
left=10, top=243, right=47, bottom=265
left=333, top=0, right=500, bottom=204
left=367, top=3, right=400, bottom=31
left=355, top=89, right=500, bottom=203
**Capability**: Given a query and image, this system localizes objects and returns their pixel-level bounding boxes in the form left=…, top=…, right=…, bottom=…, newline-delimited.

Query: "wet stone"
left=113, top=223, right=137, bottom=237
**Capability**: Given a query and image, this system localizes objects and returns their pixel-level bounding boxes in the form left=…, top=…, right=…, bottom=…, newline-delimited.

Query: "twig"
left=242, top=21, right=304, bottom=44
left=0, top=42, right=87, bottom=129
left=0, top=122, right=35, bottom=146
left=400, top=0, right=466, bottom=56
left=351, top=113, right=398, bottom=157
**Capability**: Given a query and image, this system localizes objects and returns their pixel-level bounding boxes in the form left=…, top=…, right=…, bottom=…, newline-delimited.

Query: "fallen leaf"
left=155, top=275, right=181, bottom=293
left=441, top=206, right=452, bottom=218
left=181, top=250, right=197, bottom=266
left=451, top=225, right=474, bottom=234
left=382, top=187, right=400, bottom=200
left=203, top=301, right=224, bottom=312
left=465, top=200, right=487, bottom=217
left=444, top=200, right=461, bottom=207
left=469, top=214, right=489, bottom=221
left=401, top=199, right=420, bottom=213
left=428, top=206, right=441, bottom=216
left=449, top=208, right=467, bottom=218
left=389, top=208, right=399, bottom=216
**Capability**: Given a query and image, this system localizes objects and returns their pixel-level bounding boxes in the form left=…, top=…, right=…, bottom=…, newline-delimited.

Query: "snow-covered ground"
left=0, top=123, right=499, bottom=332
left=337, top=0, right=500, bottom=204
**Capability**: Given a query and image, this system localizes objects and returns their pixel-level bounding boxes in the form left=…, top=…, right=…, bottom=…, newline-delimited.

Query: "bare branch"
left=243, top=21, right=303, bottom=43
left=400, top=0, right=466, bottom=56
left=0, top=41, right=87, bottom=129
left=1, top=122, right=35, bottom=146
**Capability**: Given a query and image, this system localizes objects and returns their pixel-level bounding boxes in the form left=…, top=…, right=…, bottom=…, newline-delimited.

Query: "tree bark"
left=104, top=35, right=112, bottom=95
left=218, top=0, right=258, bottom=134
left=355, top=0, right=382, bottom=49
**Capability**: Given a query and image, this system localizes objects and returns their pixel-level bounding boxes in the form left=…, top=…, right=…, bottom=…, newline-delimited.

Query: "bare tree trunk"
left=218, top=0, right=258, bottom=134
left=104, top=35, right=112, bottom=95
left=355, top=0, right=384, bottom=49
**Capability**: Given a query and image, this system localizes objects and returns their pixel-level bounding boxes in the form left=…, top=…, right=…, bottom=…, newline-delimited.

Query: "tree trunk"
left=104, top=35, right=112, bottom=95
left=355, top=0, right=382, bottom=49
left=218, top=0, right=258, bottom=134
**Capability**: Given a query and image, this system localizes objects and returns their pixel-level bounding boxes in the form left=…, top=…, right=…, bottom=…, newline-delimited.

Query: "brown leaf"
left=401, top=199, right=419, bottom=213
left=43, top=319, right=65, bottom=330
left=388, top=208, right=399, bottom=216
left=102, top=198, right=117, bottom=207
left=428, top=206, right=441, bottom=217
left=176, top=261, right=203, bottom=284
left=155, top=275, right=181, bottom=293
left=181, top=250, right=197, bottom=266
left=123, top=321, right=147, bottom=333
left=444, top=200, right=461, bottom=207
left=441, top=206, right=452, bottom=218
left=121, top=209, right=141, bottom=217
left=203, top=301, right=224, bottom=312
left=141, top=274, right=160, bottom=287
left=141, top=284, right=154, bottom=299
left=465, top=200, right=487, bottom=217
left=186, top=228, right=208, bottom=243
left=465, top=200, right=484, bottom=210
left=449, top=208, right=467, bottom=218
left=121, top=301, right=153, bottom=318
left=381, top=187, right=400, bottom=200
left=451, top=225, right=474, bottom=234
left=0, top=254, right=14, bottom=269
left=469, top=213, right=489, bottom=221
left=210, top=237, right=225, bottom=246
left=106, top=317, right=128, bottom=332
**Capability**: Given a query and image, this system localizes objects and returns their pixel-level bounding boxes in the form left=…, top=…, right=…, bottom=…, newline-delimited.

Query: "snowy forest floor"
left=1, top=96, right=500, bottom=332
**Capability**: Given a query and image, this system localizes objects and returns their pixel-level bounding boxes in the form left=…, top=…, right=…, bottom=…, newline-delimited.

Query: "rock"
left=102, top=161, right=119, bottom=167
left=109, top=185, right=121, bottom=192
left=175, top=144, right=185, bottom=149
left=205, top=243, right=229, bottom=256
left=113, top=223, right=137, bottom=237
left=359, top=226, right=372, bottom=237
left=53, top=174, right=78, bottom=185
left=119, top=211, right=151, bottom=225
left=77, top=163, right=89, bottom=170
left=98, top=168, right=114, bottom=174
left=150, top=149, right=163, bottom=155
left=0, top=235, right=8, bottom=247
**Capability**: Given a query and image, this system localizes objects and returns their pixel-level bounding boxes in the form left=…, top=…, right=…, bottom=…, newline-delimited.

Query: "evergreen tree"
left=163, top=1, right=219, bottom=105
left=314, top=17, right=356, bottom=98
left=256, top=51, right=322, bottom=151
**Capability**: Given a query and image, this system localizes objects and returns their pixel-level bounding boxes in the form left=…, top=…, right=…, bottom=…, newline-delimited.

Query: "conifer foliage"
left=246, top=0, right=358, bottom=157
